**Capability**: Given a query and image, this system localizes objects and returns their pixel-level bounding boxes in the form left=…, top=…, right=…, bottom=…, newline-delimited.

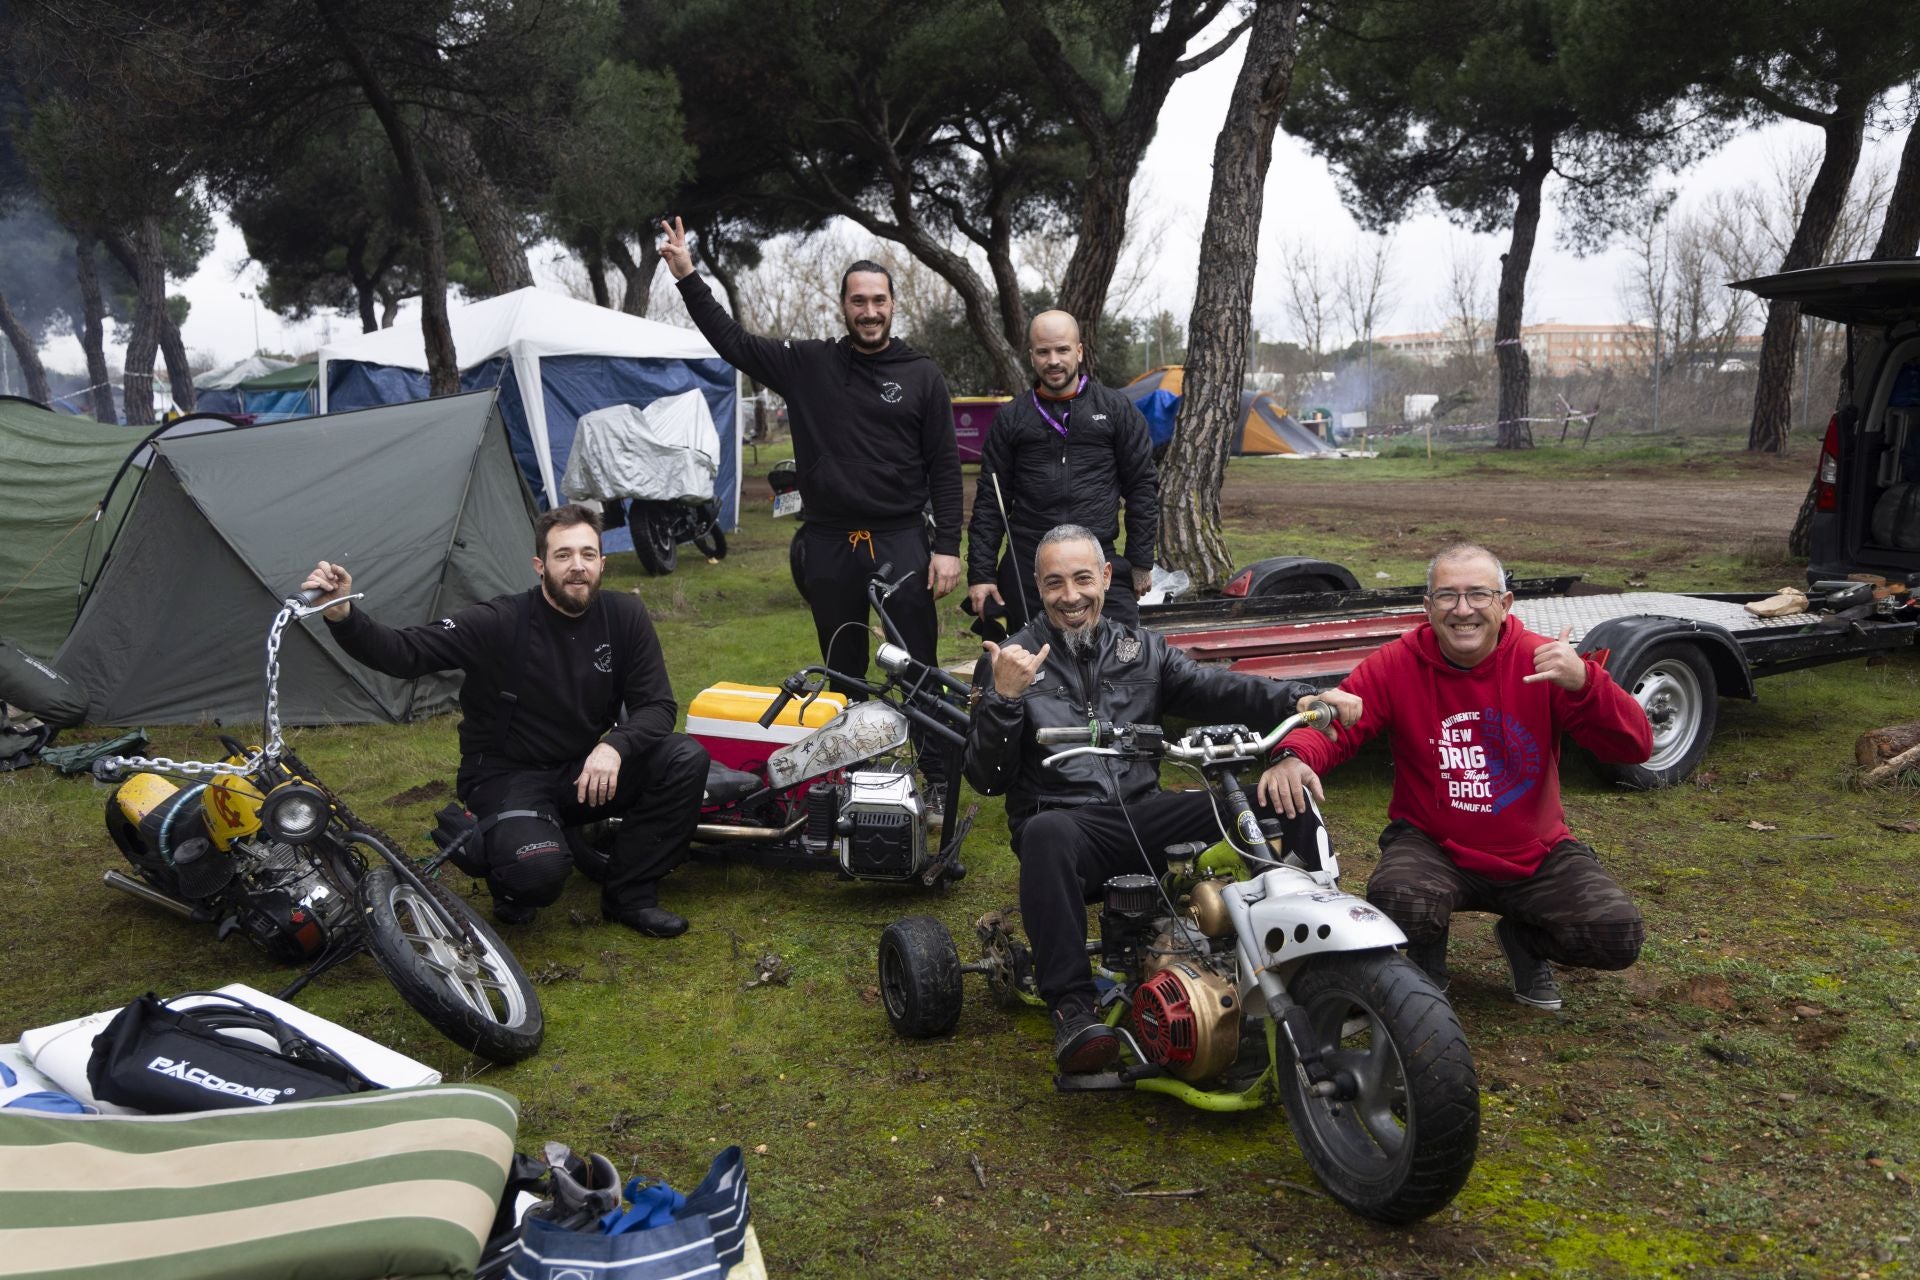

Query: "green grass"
left=4, top=444, right=1918, bottom=1278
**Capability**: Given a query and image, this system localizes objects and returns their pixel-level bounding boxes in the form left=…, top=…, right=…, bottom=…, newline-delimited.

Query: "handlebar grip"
left=1302, top=698, right=1334, bottom=726
left=297, top=587, right=324, bottom=606
left=758, top=685, right=796, bottom=729
left=1035, top=726, right=1093, bottom=745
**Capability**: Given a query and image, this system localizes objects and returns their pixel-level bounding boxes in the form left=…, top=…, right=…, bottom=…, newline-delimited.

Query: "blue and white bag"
left=504, top=1145, right=755, bottom=1280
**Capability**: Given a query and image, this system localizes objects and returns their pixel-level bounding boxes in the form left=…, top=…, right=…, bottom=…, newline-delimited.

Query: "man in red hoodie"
left=1261, top=544, right=1652, bottom=1011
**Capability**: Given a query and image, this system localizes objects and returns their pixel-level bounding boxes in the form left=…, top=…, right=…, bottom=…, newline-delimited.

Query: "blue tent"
left=317, top=288, right=740, bottom=547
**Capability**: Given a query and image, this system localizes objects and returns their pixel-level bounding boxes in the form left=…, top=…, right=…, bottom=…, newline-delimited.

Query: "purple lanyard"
left=1031, top=375, right=1087, bottom=439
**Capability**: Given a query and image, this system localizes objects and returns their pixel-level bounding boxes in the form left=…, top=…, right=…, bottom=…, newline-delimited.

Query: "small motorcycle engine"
left=1132, top=960, right=1243, bottom=1082
left=1100, top=873, right=1160, bottom=973
left=835, top=766, right=926, bottom=880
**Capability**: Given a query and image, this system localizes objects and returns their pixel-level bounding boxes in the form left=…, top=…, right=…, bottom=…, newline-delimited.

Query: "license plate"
left=772, top=491, right=803, bottom=518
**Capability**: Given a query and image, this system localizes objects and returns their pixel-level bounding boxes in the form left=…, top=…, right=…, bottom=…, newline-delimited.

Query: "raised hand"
left=1522, top=625, right=1586, bottom=691
left=983, top=639, right=1050, bottom=698
left=302, top=560, right=354, bottom=622
left=657, top=216, right=694, bottom=280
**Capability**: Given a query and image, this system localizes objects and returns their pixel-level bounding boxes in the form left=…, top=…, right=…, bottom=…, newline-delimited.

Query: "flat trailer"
left=1141, top=577, right=1920, bottom=788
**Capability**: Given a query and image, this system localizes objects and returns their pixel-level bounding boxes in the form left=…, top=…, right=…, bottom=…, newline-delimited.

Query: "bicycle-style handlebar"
left=1041, top=701, right=1335, bottom=769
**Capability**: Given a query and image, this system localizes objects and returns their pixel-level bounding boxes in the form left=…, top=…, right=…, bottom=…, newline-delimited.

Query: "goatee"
left=1058, top=624, right=1096, bottom=658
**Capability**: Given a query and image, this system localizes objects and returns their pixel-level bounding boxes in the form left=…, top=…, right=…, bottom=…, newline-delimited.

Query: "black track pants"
left=800, top=521, right=946, bottom=781
left=1010, top=789, right=1326, bottom=1009
left=461, top=733, right=710, bottom=914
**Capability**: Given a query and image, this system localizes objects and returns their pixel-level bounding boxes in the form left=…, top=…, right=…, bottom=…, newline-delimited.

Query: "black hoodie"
left=677, top=274, right=963, bottom=554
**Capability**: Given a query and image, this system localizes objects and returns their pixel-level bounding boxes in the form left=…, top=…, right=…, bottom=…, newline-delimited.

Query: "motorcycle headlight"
left=261, top=782, right=329, bottom=845
left=875, top=643, right=913, bottom=675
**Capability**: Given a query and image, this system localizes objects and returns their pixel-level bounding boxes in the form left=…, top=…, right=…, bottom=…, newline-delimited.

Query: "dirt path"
left=1218, top=461, right=1810, bottom=577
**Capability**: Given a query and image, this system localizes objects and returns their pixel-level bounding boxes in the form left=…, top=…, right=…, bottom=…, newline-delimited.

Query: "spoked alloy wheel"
left=1277, top=952, right=1478, bottom=1223
left=357, top=866, right=544, bottom=1063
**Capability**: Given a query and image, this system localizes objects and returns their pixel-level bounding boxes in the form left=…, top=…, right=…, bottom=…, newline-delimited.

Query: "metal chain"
left=99, top=600, right=300, bottom=780
left=261, top=602, right=293, bottom=760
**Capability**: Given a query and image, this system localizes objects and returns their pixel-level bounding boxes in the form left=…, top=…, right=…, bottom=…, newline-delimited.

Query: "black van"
left=1736, top=260, right=1920, bottom=585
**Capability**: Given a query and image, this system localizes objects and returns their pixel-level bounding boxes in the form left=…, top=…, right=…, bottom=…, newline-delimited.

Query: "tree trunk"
left=1157, top=0, right=1301, bottom=590
left=606, top=237, right=659, bottom=316
left=1856, top=720, right=1920, bottom=769
left=117, top=217, right=167, bottom=426
left=158, top=303, right=196, bottom=414
left=0, top=285, right=52, bottom=405
left=1873, top=120, right=1920, bottom=259
left=581, top=240, right=611, bottom=308
left=1748, top=106, right=1865, bottom=453
left=101, top=229, right=195, bottom=414
left=421, top=113, right=533, bottom=294
left=318, top=0, right=458, bottom=396
left=73, top=237, right=116, bottom=422
left=999, top=0, right=1246, bottom=363
left=987, top=218, right=1027, bottom=358
left=1495, top=124, right=1553, bottom=450
left=347, top=260, right=380, bottom=332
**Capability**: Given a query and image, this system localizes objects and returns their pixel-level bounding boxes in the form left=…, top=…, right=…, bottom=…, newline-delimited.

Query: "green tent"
left=56, top=391, right=538, bottom=727
left=0, top=399, right=134, bottom=654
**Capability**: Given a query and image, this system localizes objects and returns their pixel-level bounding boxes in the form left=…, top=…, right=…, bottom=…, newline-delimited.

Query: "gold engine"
left=1130, top=958, right=1243, bottom=1082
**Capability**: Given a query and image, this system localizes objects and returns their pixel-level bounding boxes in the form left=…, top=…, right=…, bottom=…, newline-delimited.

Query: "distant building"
left=1378, top=322, right=1660, bottom=376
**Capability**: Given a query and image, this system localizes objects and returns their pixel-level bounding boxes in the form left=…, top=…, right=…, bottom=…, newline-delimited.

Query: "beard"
left=1057, top=620, right=1097, bottom=658
left=543, top=567, right=601, bottom=616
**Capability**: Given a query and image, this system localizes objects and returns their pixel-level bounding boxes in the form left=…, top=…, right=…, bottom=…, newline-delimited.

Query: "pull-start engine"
left=1131, top=959, right=1243, bottom=1082
left=803, top=764, right=932, bottom=881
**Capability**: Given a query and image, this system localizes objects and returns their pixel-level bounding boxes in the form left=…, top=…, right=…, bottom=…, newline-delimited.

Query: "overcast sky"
left=37, top=25, right=1908, bottom=375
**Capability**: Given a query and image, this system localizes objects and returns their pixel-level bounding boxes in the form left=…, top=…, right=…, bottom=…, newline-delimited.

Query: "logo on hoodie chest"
left=879, top=380, right=904, bottom=404
left=1432, top=708, right=1540, bottom=815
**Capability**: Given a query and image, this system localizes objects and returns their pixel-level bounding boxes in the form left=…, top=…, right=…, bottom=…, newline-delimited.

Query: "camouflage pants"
left=1365, top=820, right=1644, bottom=971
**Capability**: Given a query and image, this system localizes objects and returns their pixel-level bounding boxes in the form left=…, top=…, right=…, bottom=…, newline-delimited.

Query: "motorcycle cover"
left=563, top=391, right=721, bottom=505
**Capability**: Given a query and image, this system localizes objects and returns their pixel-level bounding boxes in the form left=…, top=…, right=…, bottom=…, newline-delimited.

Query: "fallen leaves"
left=1877, top=819, right=1920, bottom=834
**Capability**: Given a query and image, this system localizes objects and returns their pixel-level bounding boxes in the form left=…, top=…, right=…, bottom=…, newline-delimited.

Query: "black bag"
left=87, top=992, right=379, bottom=1113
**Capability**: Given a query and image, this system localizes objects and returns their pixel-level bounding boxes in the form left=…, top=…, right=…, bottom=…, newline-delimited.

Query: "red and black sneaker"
left=1051, top=996, right=1119, bottom=1073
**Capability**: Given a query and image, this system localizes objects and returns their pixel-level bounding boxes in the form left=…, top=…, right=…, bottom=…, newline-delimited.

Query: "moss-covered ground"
left=4, top=436, right=1916, bottom=1278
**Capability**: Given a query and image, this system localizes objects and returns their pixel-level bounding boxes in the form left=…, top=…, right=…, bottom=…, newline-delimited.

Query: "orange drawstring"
left=847, top=530, right=875, bottom=560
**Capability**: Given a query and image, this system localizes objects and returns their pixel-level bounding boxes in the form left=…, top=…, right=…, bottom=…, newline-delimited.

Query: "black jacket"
left=965, top=615, right=1316, bottom=821
left=328, top=589, right=677, bottom=775
left=677, top=274, right=964, bottom=554
left=966, top=380, right=1157, bottom=586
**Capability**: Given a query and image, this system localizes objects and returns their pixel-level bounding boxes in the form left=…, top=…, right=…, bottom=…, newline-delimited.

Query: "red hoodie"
left=1279, top=616, right=1652, bottom=880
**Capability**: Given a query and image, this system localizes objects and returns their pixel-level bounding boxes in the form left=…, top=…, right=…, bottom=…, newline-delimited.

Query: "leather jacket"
left=966, top=614, right=1317, bottom=822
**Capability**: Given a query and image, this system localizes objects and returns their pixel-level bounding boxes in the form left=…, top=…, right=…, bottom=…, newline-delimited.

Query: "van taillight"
left=1815, top=413, right=1839, bottom=511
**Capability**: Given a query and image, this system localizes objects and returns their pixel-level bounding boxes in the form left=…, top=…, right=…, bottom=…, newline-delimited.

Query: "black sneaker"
left=1051, top=996, right=1119, bottom=1074
left=603, top=904, right=689, bottom=938
left=492, top=897, right=538, bottom=927
left=1495, top=918, right=1563, bottom=1011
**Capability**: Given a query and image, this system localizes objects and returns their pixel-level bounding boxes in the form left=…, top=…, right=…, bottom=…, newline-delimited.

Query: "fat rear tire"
left=1278, top=951, right=1479, bottom=1224
left=1592, top=643, right=1716, bottom=789
left=357, top=865, right=545, bottom=1064
left=878, top=915, right=962, bottom=1038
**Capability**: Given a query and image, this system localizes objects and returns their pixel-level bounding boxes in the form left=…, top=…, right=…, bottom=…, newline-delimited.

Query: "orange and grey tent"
left=1121, top=366, right=1337, bottom=456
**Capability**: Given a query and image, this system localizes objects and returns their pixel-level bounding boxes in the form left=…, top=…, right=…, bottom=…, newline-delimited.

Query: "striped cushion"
left=0, top=1084, right=518, bottom=1280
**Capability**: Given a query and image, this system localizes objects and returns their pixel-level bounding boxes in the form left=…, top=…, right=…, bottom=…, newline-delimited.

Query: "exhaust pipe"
left=102, top=869, right=199, bottom=919
left=692, top=814, right=808, bottom=843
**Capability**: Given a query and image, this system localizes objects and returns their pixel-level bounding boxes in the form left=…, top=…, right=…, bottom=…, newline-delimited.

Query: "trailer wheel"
left=1594, top=643, right=1716, bottom=789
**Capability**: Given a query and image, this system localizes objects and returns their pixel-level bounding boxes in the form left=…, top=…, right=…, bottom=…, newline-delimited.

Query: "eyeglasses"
left=1426, top=588, right=1500, bottom=608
